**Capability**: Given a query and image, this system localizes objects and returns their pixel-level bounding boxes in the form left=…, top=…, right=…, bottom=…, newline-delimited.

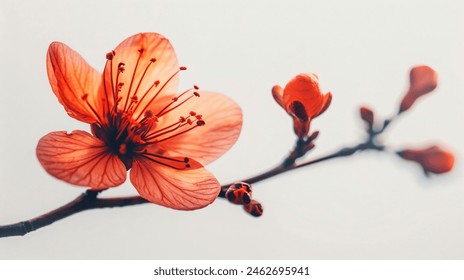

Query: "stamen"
left=133, top=69, right=182, bottom=121
left=122, top=50, right=143, bottom=112
left=141, top=152, right=192, bottom=170
left=106, top=50, right=115, bottom=60
left=102, top=59, right=112, bottom=115
left=156, top=88, right=199, bottom=118
left=126, top=58, right=156, bottom=113
left=144, top=121, right=185, bottom=141
left=81, top=93, right=104, bottom=124
left=113, top=63, right=125, bottom=109
left=155, top=121, right=205, bottom=143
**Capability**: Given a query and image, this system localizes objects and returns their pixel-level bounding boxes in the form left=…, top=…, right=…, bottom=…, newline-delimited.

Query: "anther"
left=179, top=66, right=187, bottom=71
left=154, top=80, right=160, bottom=86
left=196, top=120, right=206, bottom=126
left=81, top=93, right=89, bottom=101
left=195, top=115, right=203, bottom=120
left=189, top=111, right=197, bottom=116
left=184, top=157, right=189, bottom=163
left=117, top=82, right=124, bottom=92
left=138, top=48, right=144, bottom=53
left=194, top=85, right=200, bottom=90
left=193, top=92, right=200, bottom=97
left=118, top=63, right=125, bottom=72
left=106, top=51, right=115, bottom=60
left=150, top=58, right=156, bottom=63
left=144, top=110, right=154, bottom=118
left=179, top=116, right=186, bottom=123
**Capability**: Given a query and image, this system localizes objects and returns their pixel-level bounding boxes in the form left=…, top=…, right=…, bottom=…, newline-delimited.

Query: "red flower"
left=37, top=33, right=242, bottom=210
left=397, top=145, right=454, bottom=174
left=399, top=65, right=438, bottom=113
left=272, top=73, right=332, bottom=138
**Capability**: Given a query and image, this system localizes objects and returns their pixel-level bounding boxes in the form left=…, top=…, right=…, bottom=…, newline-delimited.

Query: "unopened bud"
left=243, top=200, right=263, bottom=217
left=399, top=65, right=438, bottom=113
left=397, top=145, right=454, bottom=175
left=359, top=106, right=374, bottom=127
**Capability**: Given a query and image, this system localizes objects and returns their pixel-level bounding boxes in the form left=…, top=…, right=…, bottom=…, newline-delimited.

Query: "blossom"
left=399, top=65, right=438, bottom=113
left=272, top=73, right=332, bottom=138
left=37, top=33, right=242, bottom=210
left=397, top=145, right=454, bottom=175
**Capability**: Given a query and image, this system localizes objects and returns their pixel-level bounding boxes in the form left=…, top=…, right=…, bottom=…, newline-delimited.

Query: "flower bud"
left=225, top=182, right=253, bottom=205
left=243, top=200, right=263, bottom=217
left=399, top=65, right=438, bottom=113
left=397, top=145, right=454, bottom=174
left=359, top=106, right=374, bottom=128
left=272, top=73, right=332, bottom=138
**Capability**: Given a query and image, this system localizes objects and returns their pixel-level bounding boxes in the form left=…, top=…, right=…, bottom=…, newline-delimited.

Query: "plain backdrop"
left=0, top=0, right=463, bottom=259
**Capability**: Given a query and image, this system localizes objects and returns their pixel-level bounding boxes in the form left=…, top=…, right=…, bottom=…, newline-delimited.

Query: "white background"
left=0, top=0, right=463, bottom=259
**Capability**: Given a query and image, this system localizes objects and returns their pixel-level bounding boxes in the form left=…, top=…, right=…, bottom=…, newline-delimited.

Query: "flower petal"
left=130, top=156, right=220, bottom=210
left=271, top=85, right=285, bottom=109
left=315, top=92, right=332, bottom=117
left=283, top=73, right=324, bottom=118
left=103, top=33, right=179, bottom=120
left=36, top=130, right=127, bottom=189
left=47, top=42, right=103, bottom=123
left=156, top=91, right=243, bottom=165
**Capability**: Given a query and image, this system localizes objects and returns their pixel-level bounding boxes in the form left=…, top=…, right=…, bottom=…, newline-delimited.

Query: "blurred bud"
left=243, top=200, right=263, bottom=217
left=359, top=106, right=374, bottom=128
left=397, top=145, right=454, bottom=174
left=399, top=65, right=438, bottom=113
left=225, top=182, right=253, bottom=205
left=308, top=131, right=319, bottom=142
left=272, top=73, right=332, bottom=138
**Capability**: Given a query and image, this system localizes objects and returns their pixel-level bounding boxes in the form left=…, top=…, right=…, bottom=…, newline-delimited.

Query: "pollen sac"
left=225, top=182, right=253, bottom=205
left=243, top=200, right=263, bottom=217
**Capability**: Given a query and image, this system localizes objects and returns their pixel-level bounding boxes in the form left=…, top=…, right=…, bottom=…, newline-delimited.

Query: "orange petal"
left=103, top=33, right=179, bottom=120
left=130, top=156, right=220, bottom=210
left=36, top=130, right=127, bottom=189
left=271, top=85, right=285, bottom=109
left=283, top=73, right=324, bottom=118
left=157, top=91, right=242, bottom=165
left=315, top=92, right=332, bottom=117
left=47, top=42, right=103, bottom=123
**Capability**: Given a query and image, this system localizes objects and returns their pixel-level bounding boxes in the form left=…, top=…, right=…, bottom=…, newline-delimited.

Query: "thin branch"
left=0, top=123, right=388, bottom=238
left=0, top=190, right=148, bottom=237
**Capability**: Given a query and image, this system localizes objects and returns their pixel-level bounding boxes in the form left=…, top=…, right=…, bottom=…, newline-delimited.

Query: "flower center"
left=85, top=49, right=207, bottom=170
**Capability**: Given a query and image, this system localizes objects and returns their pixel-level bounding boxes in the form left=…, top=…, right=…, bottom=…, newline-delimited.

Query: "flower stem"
left=0, top=134, right=386, bottom=238
left=0, top=190, right=148, bottom=238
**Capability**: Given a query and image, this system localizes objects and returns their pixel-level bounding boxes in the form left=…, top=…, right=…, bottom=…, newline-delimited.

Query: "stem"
left=0, top=132, right=385, bottom=238
left=219, top=142, right=372, bottom=196
left=0, top=190, right=148, bottom=238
